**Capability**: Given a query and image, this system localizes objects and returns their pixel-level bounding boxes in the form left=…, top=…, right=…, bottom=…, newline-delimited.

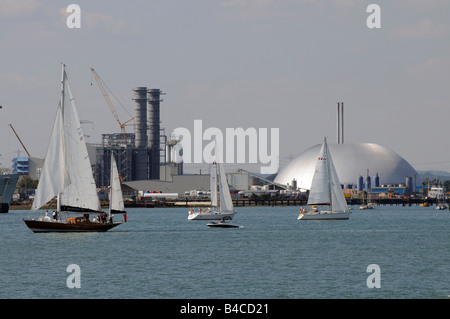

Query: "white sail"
left=31, top=65, right=101, bottom=213
left=59, top=68, right=101, bottom=212
left=306, top=137, right=349, bottom=212
left=218, top=162, right=234, bottom=213
left=31, top=102, right=70, bottom=213
left=328, top=148, right=349, bottom=212
left=109, top=153, right=125, bottom=214
left=307, top=141, right=331, bottom=206
left=210, top=163, right=218, bottom=208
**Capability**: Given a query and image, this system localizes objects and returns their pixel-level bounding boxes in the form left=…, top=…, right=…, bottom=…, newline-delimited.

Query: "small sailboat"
left=207, top=217, right=241, bottom=228
left=298, top=137, right=350, bottom=220
left=188, top=161, right=236, bottom=220
left=23, top=64, right=124, bottom=232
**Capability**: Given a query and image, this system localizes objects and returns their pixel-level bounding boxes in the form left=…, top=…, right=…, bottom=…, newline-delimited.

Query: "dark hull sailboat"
left=23, top=65, right=126, bottom=233
left=23, top=218, right=121, bottom=233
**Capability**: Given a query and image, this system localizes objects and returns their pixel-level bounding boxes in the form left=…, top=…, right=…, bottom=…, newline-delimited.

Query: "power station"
left=93, top=86, right=182, bottom=188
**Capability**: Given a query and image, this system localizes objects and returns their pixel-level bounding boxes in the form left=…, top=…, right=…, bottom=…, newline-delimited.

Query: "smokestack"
left=337, top=102, right=340, bottom=144
left=337, top=102, right=344, bottom=144
left=341, top=102, right=344, bottom=144
left=133, top=87, right=148, bottom=148
left=147, top=89, right=164, bottom=179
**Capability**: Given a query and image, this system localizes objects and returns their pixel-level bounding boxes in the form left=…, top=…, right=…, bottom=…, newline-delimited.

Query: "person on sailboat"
left=44, top=211, right=51, bottom=222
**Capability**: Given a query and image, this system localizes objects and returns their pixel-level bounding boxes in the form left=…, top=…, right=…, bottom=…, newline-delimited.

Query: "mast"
left=108, top=153, right=113, bottom=219
left=210, top=162, right=218, bottom=209
left=57, top=64, right=66, bottom=213
left=325, top=137, right=333, bottom=209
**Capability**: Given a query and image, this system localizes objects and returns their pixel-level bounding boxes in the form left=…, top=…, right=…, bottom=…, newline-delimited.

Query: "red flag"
left=123, top=213, right=127, bottom=223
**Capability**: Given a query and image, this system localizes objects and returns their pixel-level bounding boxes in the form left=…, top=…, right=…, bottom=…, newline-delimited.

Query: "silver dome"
left=274, top=143, right=417, bottom=190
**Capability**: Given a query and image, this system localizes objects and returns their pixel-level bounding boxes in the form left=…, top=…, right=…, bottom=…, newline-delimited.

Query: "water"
left=0, top=205, right=448, bottom=299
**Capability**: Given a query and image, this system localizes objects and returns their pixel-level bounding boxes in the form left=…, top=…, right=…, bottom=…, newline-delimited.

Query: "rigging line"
left=97, top=75, right=134, bottom=119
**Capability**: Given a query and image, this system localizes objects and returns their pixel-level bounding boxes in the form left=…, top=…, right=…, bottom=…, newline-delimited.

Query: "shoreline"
left=7, top=196, right=445, bottom=211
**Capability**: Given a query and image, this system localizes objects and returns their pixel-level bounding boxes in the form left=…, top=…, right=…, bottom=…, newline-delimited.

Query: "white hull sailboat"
left=23, top=64, right=125, bottom=232
left=188, top=161, right=236, bottom=221
left=298, top=137, right=350, bottom=221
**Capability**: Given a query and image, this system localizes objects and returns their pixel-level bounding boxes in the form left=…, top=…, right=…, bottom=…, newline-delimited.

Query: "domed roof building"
left=274, top=143, right=418, bottom=191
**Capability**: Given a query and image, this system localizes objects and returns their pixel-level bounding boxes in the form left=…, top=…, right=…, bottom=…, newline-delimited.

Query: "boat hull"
left=188, top=211, right=235, bottom=220
left=23, top=219, right=122, bottom=233
left=207, top=221, right=241, bottom=228
left=297, top=211, right=350, bottom=220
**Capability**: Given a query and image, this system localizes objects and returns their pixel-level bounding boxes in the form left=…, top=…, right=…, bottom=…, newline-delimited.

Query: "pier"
left=9, top=196, right=447, bottom=210
left=136, top=196, right=447, bottom=208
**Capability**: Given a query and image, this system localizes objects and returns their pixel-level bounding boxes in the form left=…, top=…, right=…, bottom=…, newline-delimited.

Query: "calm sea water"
left=0, top=205, right=448, bottom=299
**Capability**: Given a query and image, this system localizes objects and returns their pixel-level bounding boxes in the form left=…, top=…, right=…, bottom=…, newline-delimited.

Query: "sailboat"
left=188, top=161, right=236, bottom=220
left=207, top=217, right=241, bottom=228
left=23, top=64, right=124, bottom=232
left=298, top=137, right=350, bottom=220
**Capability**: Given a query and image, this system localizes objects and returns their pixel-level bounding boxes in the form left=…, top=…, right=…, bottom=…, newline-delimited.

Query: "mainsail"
left=307, top=141, right=331, bottom=206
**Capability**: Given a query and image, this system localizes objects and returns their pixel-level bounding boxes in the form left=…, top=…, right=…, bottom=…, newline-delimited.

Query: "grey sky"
left=0, top=0, right=449, bottom=174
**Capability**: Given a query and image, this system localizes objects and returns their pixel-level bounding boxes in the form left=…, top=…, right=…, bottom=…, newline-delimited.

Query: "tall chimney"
left=337, top=102, right=344, bottom=144
left=337, top=102, right=341, bottom=144
left=147, top=89, right=163, bottom=179
left=133, top=87, right=148, bottom=148
left=341, top=102, right=344, bottom=144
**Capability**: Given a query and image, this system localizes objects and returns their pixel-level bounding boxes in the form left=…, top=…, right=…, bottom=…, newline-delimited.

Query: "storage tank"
left=373, top=173, right=380, bottom=187
left=357, top=175, right=364, bottom=191
left=406, top=176, right=414, bottom=193
left=274, top=143, right=418, bottom=190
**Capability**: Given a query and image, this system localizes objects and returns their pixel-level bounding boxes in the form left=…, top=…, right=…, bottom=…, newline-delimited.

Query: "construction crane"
left=90, top=68, right=134, bottom=139
left=9, top=124, right=31, bottom=157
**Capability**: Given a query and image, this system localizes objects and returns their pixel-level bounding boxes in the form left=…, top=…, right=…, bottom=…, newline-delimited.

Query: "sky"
left=0, top=0, right=449, bottom=175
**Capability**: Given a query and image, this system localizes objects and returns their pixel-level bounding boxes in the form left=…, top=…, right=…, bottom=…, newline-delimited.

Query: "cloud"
left=83, top=12, right=125, bottom=35
left=389, top=19, right=449, bottom=40
left=0, top=0, right=40, bottom=17
left=220, top=0, right=361, bottom=21
left=0, top=72, right=51, bottom=87
left=404, top=56, right=450, bottom=82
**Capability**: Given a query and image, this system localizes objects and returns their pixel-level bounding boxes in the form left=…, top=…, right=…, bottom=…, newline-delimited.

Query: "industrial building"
left=274, top=103, right=419, bottom=192
left=91, top=87, right=183, bottom=188
left=275, top=142, right=418, bottom=191
left=11, top=91, right=423, bottom=201
left=10, top=80, right=250, bottom=199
